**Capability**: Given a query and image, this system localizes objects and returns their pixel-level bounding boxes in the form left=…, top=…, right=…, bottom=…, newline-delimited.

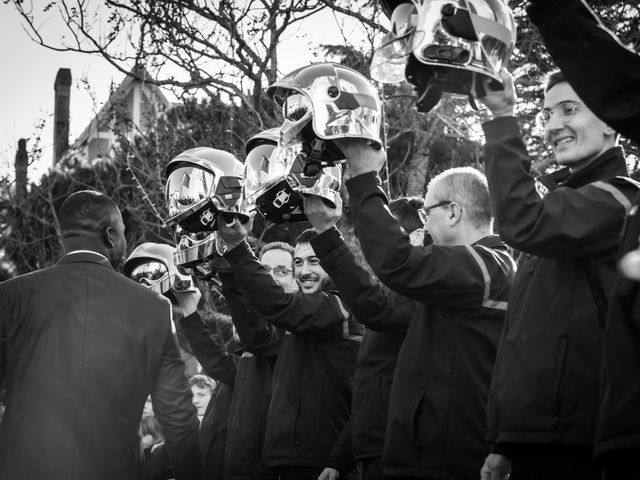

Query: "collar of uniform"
left=536, top=146, right=627, bottom=191
left=474, top=234, right=509, bottom=252
left=58, top=251, right=113, bottom=268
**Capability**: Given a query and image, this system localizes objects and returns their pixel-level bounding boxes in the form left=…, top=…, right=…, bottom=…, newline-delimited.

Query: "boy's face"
left=191, top=385, right=212, bottom=417
left=543, top=82, right=614, bottom=170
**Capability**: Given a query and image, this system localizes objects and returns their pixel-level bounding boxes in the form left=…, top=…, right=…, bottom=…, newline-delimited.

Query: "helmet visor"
left=166, top=166, right=218, bottom=220
left=268, top=141, right=304, bottom=179
left=370, top=32, right=413, bottom=83
left=297, top=164, right=342, bottom=204
left=370, top=2, right=417, bottom=83
left=244, top=143, right=276, bottom=198
left=174, top=232, right=228, bottom=277
left=129, top=260, right=170, bottom=293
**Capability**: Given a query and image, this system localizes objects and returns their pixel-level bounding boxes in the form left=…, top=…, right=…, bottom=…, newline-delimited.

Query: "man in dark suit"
left=0, top=190, right=200, bottom=480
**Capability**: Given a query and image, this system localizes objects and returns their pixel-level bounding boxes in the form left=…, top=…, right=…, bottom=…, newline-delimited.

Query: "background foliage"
left=1, top=0, right=639, bottom=285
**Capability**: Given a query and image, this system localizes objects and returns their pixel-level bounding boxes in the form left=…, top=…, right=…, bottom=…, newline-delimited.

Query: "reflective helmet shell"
left=165, top=147, right=247, bottom=232
left=245, top=127, right=280, bottom=155
left=247, top=140, right=342, bottom=224
left=124, top=242, right=196, bottom=295
left=267, top=63, right=384, bottom=164
left=372, top=0, right=516, bottom=112
left=379, top=0, right=413, bottom=18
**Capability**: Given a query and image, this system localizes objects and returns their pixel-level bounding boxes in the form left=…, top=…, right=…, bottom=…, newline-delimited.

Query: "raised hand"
left=303, top=194, right=342, bottom=233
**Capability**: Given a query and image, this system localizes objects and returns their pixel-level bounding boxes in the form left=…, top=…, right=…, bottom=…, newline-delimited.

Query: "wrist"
left=313, top=222, right=337, bottom=234
left=489, top=108, right=515, bottom=118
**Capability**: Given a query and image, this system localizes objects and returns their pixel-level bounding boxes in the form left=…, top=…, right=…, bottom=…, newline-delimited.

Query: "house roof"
left=74, top=65, right=173, bottom=146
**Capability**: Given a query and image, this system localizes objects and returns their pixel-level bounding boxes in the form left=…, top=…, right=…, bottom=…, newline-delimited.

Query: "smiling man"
left=293, top=230, right=330, bottom=294
left=217, top=220, right=361, bottom=480
left=478, top=70, right=640, bottom=480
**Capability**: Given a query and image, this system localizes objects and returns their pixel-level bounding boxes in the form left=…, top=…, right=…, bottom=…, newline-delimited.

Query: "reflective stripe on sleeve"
left=465, top=246, right=508, bottom=311
left=591, top=181, right=633, bottom=213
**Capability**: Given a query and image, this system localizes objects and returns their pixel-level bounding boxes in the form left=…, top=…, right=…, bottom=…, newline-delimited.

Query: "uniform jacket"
left=225, top=241, right=361, bottom=470
left=346, top=174, right=515, bottom=480
left=526, top=0, right=640, bottom=457
left=220, top=272, right=283, bottom=480
left=311, top=227, right=414, bottom=471
left=180, top=311, right=237, bottom=480
left=0, top=252, right=200, bottom=480
left=483, top=118, right=640, bottom=451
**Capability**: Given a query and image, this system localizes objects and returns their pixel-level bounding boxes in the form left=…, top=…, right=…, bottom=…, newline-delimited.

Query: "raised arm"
left=479, top=71, right=637, bottom=258
left=304, top=196, right=413, bottom=333
left=528, top=0, right=640, bottom=142
left=222, top=241, right=349, bottom=338
left=150, top=305, right=201, bottom=480
left=173, top=288, right=237, bottom=387
left=219, top=271, right=284, bottom=356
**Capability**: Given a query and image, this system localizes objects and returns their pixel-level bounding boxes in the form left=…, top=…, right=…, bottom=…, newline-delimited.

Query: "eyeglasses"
left=535, top=101, right=582, bottom=129
left=418, top=200, right=453, bottom=224
left=261, top=265, right=293, bottom=278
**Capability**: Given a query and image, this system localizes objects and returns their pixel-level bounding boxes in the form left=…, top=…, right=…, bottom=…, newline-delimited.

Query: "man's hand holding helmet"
left=172, top=285, right=202, bottom=318
left=217, top=213, right=255, bottom=250
left=303, top=194, right=342, bottom=234
left=335, top=138, right=387, bottom=178
left=478, top=68, right=516, bottom=118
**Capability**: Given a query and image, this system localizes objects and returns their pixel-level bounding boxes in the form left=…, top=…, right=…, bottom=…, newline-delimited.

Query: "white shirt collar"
left=66, top=250, right=109, bottom=262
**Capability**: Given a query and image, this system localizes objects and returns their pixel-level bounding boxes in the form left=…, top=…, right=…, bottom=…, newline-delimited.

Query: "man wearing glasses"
left=315, top=143, right=515, bottom=480
left=478, top=70, right=640, bottom=480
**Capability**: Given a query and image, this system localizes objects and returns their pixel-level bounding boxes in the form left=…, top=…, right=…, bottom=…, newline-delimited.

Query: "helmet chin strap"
left=416, top=77, right=445, bottom=113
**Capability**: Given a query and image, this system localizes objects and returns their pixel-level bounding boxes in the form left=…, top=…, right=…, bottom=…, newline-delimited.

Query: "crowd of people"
left=1, top=1, right=640, bottom=480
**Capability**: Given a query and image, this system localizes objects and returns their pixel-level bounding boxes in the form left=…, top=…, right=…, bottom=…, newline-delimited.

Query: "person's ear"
left=449, top=203, right=462, bottom=225
left=603, top=123, right=616, bottom=137
left=103, top=225, right=116, bottom=249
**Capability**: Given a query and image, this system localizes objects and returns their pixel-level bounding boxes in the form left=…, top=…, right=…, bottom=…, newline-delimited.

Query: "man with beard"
left=0, top=190, right=199, bottom=480
left=309, top=195, right=423, bottom=480
left=218, top=219, right=361, bottom=480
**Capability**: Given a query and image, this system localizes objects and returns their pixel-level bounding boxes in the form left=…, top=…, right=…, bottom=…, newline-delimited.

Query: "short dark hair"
left=389, top=197, right=424, bottom=233
left=294, top=228, right=318, bottom=246
left=59, top=190, right=119, bottom=236
left=544, top=70, right=566, bottom=93
left=259, top=241, right=294, bottom=260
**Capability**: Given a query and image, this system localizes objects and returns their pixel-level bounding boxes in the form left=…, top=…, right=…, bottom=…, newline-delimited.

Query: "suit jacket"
left=0, top=252, right=200, bottom=480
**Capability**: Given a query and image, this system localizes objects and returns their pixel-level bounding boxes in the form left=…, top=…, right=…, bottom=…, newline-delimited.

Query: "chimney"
left=15, top=139, right=28, bottom=204
left=53, top=68, right=72, bottom=165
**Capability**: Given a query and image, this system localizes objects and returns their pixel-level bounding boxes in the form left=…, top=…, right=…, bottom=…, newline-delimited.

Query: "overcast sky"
left=0, top=4, right=379, bottom=181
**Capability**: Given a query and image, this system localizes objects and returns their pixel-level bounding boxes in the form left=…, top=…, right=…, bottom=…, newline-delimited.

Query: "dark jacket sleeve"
left=219, top=271, right=284, bottom=357
left=527, top=0, right=640, bottom=143
left=311, top=226, right=414, bottom=333
left=324, top=416, right=356, bottom=475
left=152, top=311, right=201, bottom=480
left=482, top=116, right=634, bottom=258
left=345, top=172, right=496, bottom=309
left=0, top=287, right=6, bottom=386
left=179, top=312, right=237, bottom=387
left=224, top=241, right=350, bottom=339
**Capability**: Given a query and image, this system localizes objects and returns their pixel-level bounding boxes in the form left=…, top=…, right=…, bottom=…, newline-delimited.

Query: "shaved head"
left=59, top=190, right=120, bottom=238
left=58, top=190, right=127, bottom=268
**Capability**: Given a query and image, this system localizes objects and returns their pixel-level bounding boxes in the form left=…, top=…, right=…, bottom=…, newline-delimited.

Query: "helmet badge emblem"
left=200, top=209, right=215, bottom=226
